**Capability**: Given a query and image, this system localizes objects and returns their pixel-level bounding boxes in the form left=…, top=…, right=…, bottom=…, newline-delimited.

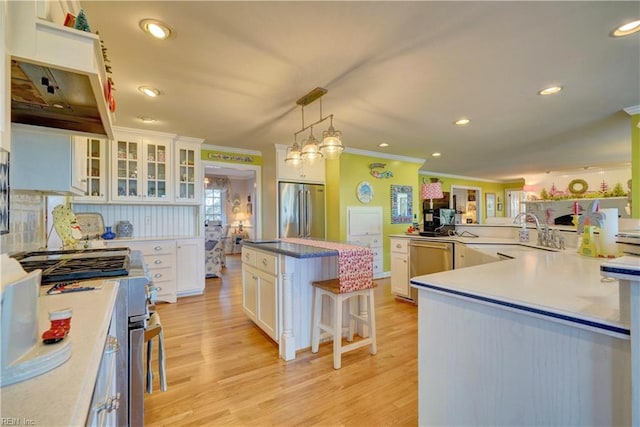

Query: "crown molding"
left=344, top=147, right=425, bottom=164
left=419, top=170, right=507, bottom=184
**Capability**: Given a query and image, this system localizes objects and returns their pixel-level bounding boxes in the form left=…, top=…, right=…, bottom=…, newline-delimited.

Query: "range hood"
left=8, top=2, right=114, bottom=139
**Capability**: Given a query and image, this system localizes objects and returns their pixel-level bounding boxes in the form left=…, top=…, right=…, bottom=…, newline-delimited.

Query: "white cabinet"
left=176, top=238, right=205, bottom=296
left=275, top=146, right=325, bottom=183
left=347, top=206, right=384, bottom=278
left=174, top=137, right=203, bottom=204
left=10, top=126, right=86, bottom=195
left=455, top=243, right=500, bottom=269
left=73, top=136, right=108, bottom=202
left=111, top=129, right=173, bottom=203
left=390, top=237, right=410, bottom=298
left=241, top=247, right=279, bottom=341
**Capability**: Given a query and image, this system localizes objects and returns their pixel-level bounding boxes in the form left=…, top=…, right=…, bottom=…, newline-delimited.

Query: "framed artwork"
left=391, top=185, right=413, bottom=224
left=486, top=193, right=496, bottom=217
left=0, top=148, right=9, bottom=235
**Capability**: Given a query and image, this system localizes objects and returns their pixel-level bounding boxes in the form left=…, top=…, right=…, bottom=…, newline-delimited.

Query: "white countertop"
left=408, top=237, right=630, bottom=338
left=1, top=279, right=119, bottom=425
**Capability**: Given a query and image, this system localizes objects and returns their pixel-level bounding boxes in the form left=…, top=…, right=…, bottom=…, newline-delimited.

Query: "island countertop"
left=410, top=249, right=629, bottom=338
left=242, top=239, right=339, bottom=258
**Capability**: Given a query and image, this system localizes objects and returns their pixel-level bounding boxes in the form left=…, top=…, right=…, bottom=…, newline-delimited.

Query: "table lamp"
left=422, top=179, right=444, bottom=230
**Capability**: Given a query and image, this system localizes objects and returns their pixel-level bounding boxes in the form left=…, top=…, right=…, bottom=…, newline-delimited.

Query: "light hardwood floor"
left=145, top=254, right=418, bottom=426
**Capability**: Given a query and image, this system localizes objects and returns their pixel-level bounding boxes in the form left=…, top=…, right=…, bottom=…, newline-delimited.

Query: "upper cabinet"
left=110, top=128, right=173, bottom=203
left=174, top=136, right=203, bottom=205
left=10, top=125, right=86, bottom=195
left=73, top=136, right=108, bottom=202
left=275, top=145, right=325, bottom=183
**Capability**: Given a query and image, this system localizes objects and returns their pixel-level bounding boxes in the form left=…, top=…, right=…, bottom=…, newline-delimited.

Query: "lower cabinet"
left=455, top=243, right=501, bottom=268
left=176, top=238, right=205, bottom=296
left=390, top=237, right=410, bottom=298
left=241, top=247, right=279, bottom=341
left=107, top=237, right=204, bottom=302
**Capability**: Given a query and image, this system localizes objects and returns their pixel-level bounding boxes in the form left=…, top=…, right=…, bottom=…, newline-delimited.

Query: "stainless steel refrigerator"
left=278, top=182, right=326, bottom=239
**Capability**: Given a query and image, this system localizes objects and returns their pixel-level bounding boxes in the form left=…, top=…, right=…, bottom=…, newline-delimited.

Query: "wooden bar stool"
left=145, top=311, right=167, bottom=393
left=311, top=278, right=377, bottom=369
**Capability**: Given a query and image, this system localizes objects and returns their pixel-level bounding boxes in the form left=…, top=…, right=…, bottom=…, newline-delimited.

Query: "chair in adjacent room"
left=145, top=311, right=167, bottom=393
left=204, top=224, right=230, bottom=278
left=310, top=278, right=377, bottom=369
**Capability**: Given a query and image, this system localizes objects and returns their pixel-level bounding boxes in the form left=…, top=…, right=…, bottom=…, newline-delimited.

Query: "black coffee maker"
left=421, top=205, right=456, bottom=236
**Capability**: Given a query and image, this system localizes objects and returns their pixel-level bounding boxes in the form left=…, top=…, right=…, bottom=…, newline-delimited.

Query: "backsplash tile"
left=0, top=190, right=46, bottom=254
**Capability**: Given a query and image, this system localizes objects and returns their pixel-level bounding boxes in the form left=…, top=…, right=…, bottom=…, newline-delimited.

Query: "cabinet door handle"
left=396, top=244, right=402, bottom=248
left=262, top=258, right=268, bottom=266
left=154, top=246, right=162, bottom=251
left=252, top=275, right=258, bottom=280
left=154, top=273, right=163, bottom=279
left=154, top=259, right=162, bottom=264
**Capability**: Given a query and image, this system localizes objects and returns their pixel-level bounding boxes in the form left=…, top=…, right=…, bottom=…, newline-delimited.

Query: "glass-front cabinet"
left=73, top=136, right=107, bottom=202
left=174, top=137, right=203, bottom=204
left=111, top=130, right=172, bottom=203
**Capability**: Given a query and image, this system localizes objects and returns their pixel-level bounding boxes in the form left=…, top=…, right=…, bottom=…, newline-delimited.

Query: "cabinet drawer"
left=371, top=247, right=382, bottom=259
left=256, top=251, right=278, bottom=276
left=242, top=248, right=257, bottom=266
left=373, top=256, right=383, bottom=276
left=149, top=266, right=175, bottom=283
left=129, top=241, right=175, bottom=255
left=351, top=234, right=383, bottom=248
left=145, top=253, right=174, bottom=270
left=390, top=239, right=408, bottom=254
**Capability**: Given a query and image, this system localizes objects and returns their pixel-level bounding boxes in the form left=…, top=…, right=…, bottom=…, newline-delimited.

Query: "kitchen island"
left=411, top=248, right=631, bottom=426
left=241, top=239, right=373, bottom=361
left=1, top=279, right=121, bottom=425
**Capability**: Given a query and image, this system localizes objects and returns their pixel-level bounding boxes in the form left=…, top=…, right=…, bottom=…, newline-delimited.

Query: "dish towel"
left=281, top=238, right=374, bottom=292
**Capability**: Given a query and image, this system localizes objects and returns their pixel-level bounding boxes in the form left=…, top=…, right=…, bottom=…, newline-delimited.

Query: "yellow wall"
left=326, top=152, right=423, bottom=271
left=418, top=173, right=524, bottom=221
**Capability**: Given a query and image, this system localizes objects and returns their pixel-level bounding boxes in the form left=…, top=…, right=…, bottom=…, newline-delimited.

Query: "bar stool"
left=145, top=311, right=167, bottom=393
left=311, top=278, right=377, bottom=369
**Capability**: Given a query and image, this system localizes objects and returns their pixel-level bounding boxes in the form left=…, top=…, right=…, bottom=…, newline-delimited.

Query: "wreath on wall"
left=568, top=179, right=588, bottom=195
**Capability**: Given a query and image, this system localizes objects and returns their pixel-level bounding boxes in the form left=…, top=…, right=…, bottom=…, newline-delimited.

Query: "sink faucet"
left=513, top=212, right=541, bottom=243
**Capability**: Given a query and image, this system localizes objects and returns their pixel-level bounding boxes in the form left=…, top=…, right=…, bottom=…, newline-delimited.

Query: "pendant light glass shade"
left=320, top=124, right=343, bottom=160
left=300, top=132, right=322, bottom=164
left=284, top=141, right=302, bottom=166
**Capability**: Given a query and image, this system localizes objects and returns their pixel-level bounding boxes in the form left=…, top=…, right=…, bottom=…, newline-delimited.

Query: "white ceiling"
left=82, top=1, right=640, bottom=182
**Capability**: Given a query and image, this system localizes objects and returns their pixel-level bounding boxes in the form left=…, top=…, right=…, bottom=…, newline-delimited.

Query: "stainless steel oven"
left=409, top=240, right=454, bottom=301
left=14, top=247, right=151, bottom=427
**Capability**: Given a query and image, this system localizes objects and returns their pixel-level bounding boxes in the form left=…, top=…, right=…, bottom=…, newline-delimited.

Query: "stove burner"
left=18, top=254, right=130, bottom=284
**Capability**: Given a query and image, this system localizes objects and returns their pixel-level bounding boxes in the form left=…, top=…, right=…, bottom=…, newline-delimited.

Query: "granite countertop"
left=1, top=279, right=119, bottom=425
left=410, top=249, right=629, bottom=338
left=242, top=240, right=339, bottom=259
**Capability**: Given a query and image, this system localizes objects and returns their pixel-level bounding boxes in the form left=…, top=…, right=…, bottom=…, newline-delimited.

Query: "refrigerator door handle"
left=305, top=190, right=311, bottom=237
left=298, top=189, right=305, bottom=238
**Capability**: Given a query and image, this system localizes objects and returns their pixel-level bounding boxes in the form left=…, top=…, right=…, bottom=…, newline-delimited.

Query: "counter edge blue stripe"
left=410, top=280, right=630, bottom=336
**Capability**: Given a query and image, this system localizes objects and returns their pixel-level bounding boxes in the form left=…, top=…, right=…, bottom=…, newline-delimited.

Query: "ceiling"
left=81, top=1, right=640, bottom=182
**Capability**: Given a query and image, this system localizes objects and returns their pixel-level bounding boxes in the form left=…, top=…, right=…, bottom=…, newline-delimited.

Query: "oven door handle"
left=409, top=242, right=452, bottom=251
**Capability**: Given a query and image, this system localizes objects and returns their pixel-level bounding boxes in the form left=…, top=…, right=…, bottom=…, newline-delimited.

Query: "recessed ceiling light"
left=139, top=19, right=173, bottom=40
left=454, top=118, right=470, bottom=126
left=612, top=19, right=640, bottom=37
left=138, top=86, right=160, bottom=97
left=378, top=142, right=389, bottom=147
left=138, top=116, right=156, bottom=124
left=538, top=86, right=563, bottom=96
left=432, top=152, right=441, bottom=157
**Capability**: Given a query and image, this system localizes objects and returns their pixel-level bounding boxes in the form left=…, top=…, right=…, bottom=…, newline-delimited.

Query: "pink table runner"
left=282, top=238, right=374, bottom=292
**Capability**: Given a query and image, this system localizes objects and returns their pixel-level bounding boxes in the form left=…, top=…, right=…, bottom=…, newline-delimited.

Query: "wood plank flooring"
left=145, top=254, right=418, bottom=426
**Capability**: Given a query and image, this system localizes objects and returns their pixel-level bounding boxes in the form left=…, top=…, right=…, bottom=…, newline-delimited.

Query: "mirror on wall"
left=391, top=185, right=413, bottom=224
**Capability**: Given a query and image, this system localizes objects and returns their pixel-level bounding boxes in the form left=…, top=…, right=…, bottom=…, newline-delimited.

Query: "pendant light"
left=284, top=87, right=344, bottom=166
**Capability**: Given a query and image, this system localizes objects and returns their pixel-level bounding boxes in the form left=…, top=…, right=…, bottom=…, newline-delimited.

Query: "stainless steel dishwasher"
left=409, top=240, right=454, bottom=301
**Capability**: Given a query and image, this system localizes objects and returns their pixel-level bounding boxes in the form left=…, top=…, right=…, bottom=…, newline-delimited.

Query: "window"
left=204, top=188, right=225, bottom=224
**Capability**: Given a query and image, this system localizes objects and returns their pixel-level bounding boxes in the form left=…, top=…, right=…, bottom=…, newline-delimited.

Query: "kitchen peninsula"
left=241, top=239, right=373, bottom=361
left=410, top=245, right=632, bottom=426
